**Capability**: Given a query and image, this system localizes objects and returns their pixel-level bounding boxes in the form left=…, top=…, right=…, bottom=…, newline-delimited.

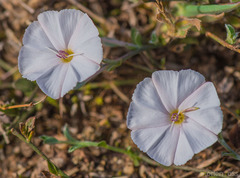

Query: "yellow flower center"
left=170, top=109, right=185, bottom=124
left=56, top=49, right=74, bottom=63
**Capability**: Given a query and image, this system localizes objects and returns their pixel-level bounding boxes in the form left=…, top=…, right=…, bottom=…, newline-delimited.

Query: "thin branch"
left=55, top=140, right=228, bottom=177
left=11, top=129, right=69, bottom=177
left=206, top=31, right=240, bottom=54
left=75, top=45, right=158, bottom=90
left=0, top=95, right=47, bottom=110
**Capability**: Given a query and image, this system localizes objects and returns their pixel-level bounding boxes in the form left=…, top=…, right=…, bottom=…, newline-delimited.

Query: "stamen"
left=182, top=107, right=199, bottom=113
left=46, top=47, right=59, bottom=55
left=67, top=52, right=84, bottom=57
left=170, top=110, right=185, bottom=124
left=171, top=113, right=179, bottom=122
left=56, top=50, right=69, bottom=59
left=46, top=47, right=74, bottom=63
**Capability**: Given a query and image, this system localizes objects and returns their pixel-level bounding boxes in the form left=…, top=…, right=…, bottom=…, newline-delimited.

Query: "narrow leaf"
left=47, top=161, right=58, bottom=176
left=182, top=3, right=240, bottom=17
left=63, top=124, right=76, bottom=142
left=225, top=24, right=238, bottom=44
left=68, top=145, right=84, bottom=152
left=40, top=135, right=60, bottom=144
left=101, top=37, right=137, bottom=49
left=97, top=140, right=107, bottom=147
left=131, top=28, right=142, bottom=46
left=149, top=31, right=159, bottom=45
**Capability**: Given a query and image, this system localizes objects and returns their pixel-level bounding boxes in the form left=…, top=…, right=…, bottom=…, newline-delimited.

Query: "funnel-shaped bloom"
left=127, top=69, right=223, bottom=166
left=18, top=9, right=103, bottom=99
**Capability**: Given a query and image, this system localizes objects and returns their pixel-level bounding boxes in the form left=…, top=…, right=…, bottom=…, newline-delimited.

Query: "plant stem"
left=206, top=31, right=240, bottom=54
left=11, top=129, right=69, bottom=178
left=58, top=140, right=228, bottom=177
left=218, top=132, right=240, bottom=161
left=0, top=95, right=47, bottom=110
left=75, top=45, right=158, bottom=90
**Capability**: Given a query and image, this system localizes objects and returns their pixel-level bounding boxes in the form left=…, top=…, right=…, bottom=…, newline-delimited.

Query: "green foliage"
left=47, top=161, right=69, bottom=178
left=19, top=117, right=36, bottom=142
left=63, top=124, right=76, bottom=142
left=177, top=3, right=240, bottom=17
left=47, top=161, right=59, bottom=176
left=225, top=24, right=239, bottom=45
left=101, top=37, right=138, bottom=49
left=14, top=78, right=36, bottom=93
left=103, top=58, right=122, bottom=71
left=74, top=80, right=87, bottom=90
left=40, top=125, right=141, bottom=166
left=46, top=97, right=59, bottom=108
left=131, top=28, right=142, bottom=46
left=149, top=31, right=160, bottom=45
left=40, top=135, right=60, bottom=144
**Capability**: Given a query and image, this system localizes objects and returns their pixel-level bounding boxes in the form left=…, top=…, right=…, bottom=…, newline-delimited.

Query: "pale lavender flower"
left=127, top=69, right=223, bottom=166
left=18, top=9, right=102, bottom=99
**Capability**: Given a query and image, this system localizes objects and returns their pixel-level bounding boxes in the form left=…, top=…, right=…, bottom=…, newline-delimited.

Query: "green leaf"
left=97, top=140, right=107, bottom=147
left=149, top=31, right=159, bottom=45
left=14, top=78, right=36, bottom=93
left=40, top=135, right=60, bottom=144
left=225, top=24, right=239, bottom=44
left=25, top=117, right=35, bottom=133
left=46, top=97, right=59, bottom=108
left=68, top=145, right=84, bottom=152
left=132, top=157, right=140, bottom=166
left=74, top=80, right=87, bottom=90
left=126, top=146, right=132, bottom=152
left=131, top=28, right=142, bottom=46
left=47, top=161, right=58, bottom=176
left=180, top=3, right=240, bottom=17
left=68, top=141, right=100, bottom=152
left=101, top=37, right=137, bottom=49
left=103, top=59, right=122, bottom=71
left=221, top=152, right=235, bottom=157
left=63, top=124, right=76, bottom=142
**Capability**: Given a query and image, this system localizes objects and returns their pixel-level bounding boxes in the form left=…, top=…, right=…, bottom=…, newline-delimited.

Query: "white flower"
left=18, top=9, right=103, bottom=99
left=127, top=69, right=223, bottom=166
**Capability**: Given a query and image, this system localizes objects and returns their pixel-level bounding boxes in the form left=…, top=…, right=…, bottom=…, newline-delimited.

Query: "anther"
left=56, top=50, right=69, bottom=59
left=171, top=113, right=179, bottom=122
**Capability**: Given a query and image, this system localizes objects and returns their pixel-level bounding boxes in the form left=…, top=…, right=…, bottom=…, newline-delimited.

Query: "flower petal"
left=152, top=70, right=179, bottom=112
left=68, top=14, right=102, bottom=64
left=177, top=70, right=205, bottom=107
left=22, top=21, right=55, bottom=50
left=132, top=78, right=168, bottom=113
left=146, top=125, right=180, bottom=166
left=60, top=65, right=80, bottom=97
left=38, top=11, right=66, bottom=50
left=36, top=64, right=78, bottom=99
left=182, top=119, right=218, bottom=154
left=58, top=9, right=84, bottom=46
left=127, top=102, right=171, bottom=130
left=179, top=82, right=220, bottom=112
left=131, top=125, right=169, bottom=152
left=18, top=46, right=61, bottom=81
left=70, top=55, right=100, bottom=82
left=185, top=107, right=223, bottom=135
left=174, top=129, right=194, bottom=165
left=127, top=78, right=170, bottom=130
